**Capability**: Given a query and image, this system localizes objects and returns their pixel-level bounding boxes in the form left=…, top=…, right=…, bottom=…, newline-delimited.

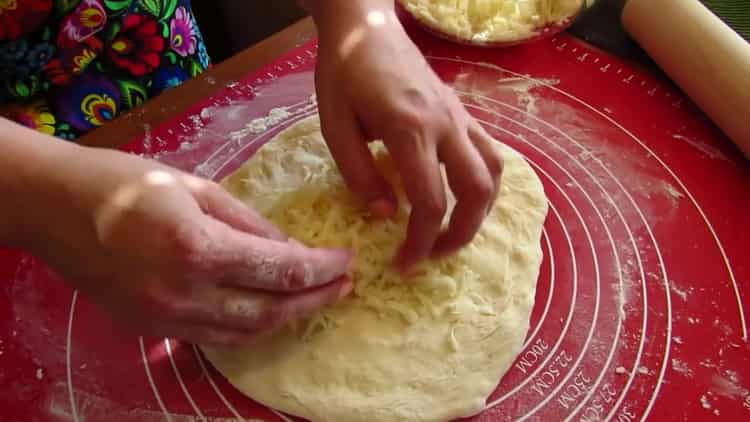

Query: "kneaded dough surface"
left=201, top=116, right=548, bottom=422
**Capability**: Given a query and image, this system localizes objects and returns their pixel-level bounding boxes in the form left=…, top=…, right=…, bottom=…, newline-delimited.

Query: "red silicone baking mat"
left=2, top=24, right=749, bottom=422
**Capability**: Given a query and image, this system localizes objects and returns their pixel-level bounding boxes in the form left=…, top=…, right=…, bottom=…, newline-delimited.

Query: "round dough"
left=201, top=116, right=548, bottom=422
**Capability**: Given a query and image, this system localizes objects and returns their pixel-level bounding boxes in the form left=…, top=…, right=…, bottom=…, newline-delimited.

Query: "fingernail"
left=338, top=280, right=354, bottom=299
left=332, top=248, right=354, bottom=271
left=368, top=199, right=396, bottom=219
left=395, top=253, right=417, bottom=278
left=429, top=241, right=452, bottom=260
left=400, top=266, right=419, bottom=279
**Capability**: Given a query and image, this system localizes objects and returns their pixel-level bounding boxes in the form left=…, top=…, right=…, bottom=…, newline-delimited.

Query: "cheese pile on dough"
left=247, top=145, right=495, bottom=342
left=400, top=0, right=584, bottom=43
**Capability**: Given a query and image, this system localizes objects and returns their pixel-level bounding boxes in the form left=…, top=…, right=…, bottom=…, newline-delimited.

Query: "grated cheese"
left=230, top=142, right=504, bottom=350
left=262, top=172, right=482, bottom=338
left=399, top=0, right=584, bottom=43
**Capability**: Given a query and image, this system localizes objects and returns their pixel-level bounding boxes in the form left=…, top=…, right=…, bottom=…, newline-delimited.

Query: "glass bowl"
left=396, top=0, right=586, bottom=47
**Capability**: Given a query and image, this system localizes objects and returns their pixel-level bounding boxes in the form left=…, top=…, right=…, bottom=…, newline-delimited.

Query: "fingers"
left=318, top=93, right=396, bottom=218
left=212, top=229, right=352, bottom=292
left=193, top=181, right=287, bottom=242
left=166, top=277, right=353, bottom=346
left=469, top=123, right=504, bottom=203
left=385, top=130, right=447, bottom=271
left=432, top=126, right=498, bottom=258
left=152, top=322, right=254, bottom=347
left=218, top=276, right=352, bottom=333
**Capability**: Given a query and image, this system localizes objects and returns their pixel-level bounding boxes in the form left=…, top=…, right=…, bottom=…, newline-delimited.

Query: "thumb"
left=318, top=96, right=396, bottom=218
left=193, top=181, right=287, bottom=242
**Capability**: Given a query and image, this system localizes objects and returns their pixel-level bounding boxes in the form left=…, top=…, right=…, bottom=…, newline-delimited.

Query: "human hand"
left=309, top=0, right=503, bottom=271
left=17, top=145, right=352, bottom=346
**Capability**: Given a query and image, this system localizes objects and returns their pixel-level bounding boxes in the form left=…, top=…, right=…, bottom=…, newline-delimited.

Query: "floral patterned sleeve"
left=0, top=0, right=210, bottom=140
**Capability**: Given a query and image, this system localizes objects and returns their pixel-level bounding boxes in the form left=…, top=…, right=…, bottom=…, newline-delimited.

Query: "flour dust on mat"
left=200, top=116, right=549, bottom=422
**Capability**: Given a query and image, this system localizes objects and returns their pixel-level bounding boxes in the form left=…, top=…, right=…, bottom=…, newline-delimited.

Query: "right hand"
left=310, top=0, right=503, bottom=271
left=17, top=145, right=353, bottom=346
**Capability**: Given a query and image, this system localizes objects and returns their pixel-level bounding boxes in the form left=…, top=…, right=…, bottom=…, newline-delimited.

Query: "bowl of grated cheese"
left=397, top=0, right=587, bottom=47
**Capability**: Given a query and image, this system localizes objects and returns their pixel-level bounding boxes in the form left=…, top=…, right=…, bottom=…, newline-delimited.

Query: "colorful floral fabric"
left=0, top=0, right=209, bottom=139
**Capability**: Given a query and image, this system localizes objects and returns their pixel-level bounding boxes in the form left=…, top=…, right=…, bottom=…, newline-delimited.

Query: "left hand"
left=308, top=0, right=504, bottom=271
left=2, top=132, right=353, bottom=346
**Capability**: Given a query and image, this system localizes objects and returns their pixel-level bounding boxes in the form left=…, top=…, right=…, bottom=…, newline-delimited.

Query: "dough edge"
left=201, top=116, right=549, bottom=422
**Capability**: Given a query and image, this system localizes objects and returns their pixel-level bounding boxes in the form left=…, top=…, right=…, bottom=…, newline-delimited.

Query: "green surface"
left=703, top=0, right=750, bottom=40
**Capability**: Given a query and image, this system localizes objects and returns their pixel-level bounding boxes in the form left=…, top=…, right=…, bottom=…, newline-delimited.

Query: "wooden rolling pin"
left=622, top=0, right=750, bottom=158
